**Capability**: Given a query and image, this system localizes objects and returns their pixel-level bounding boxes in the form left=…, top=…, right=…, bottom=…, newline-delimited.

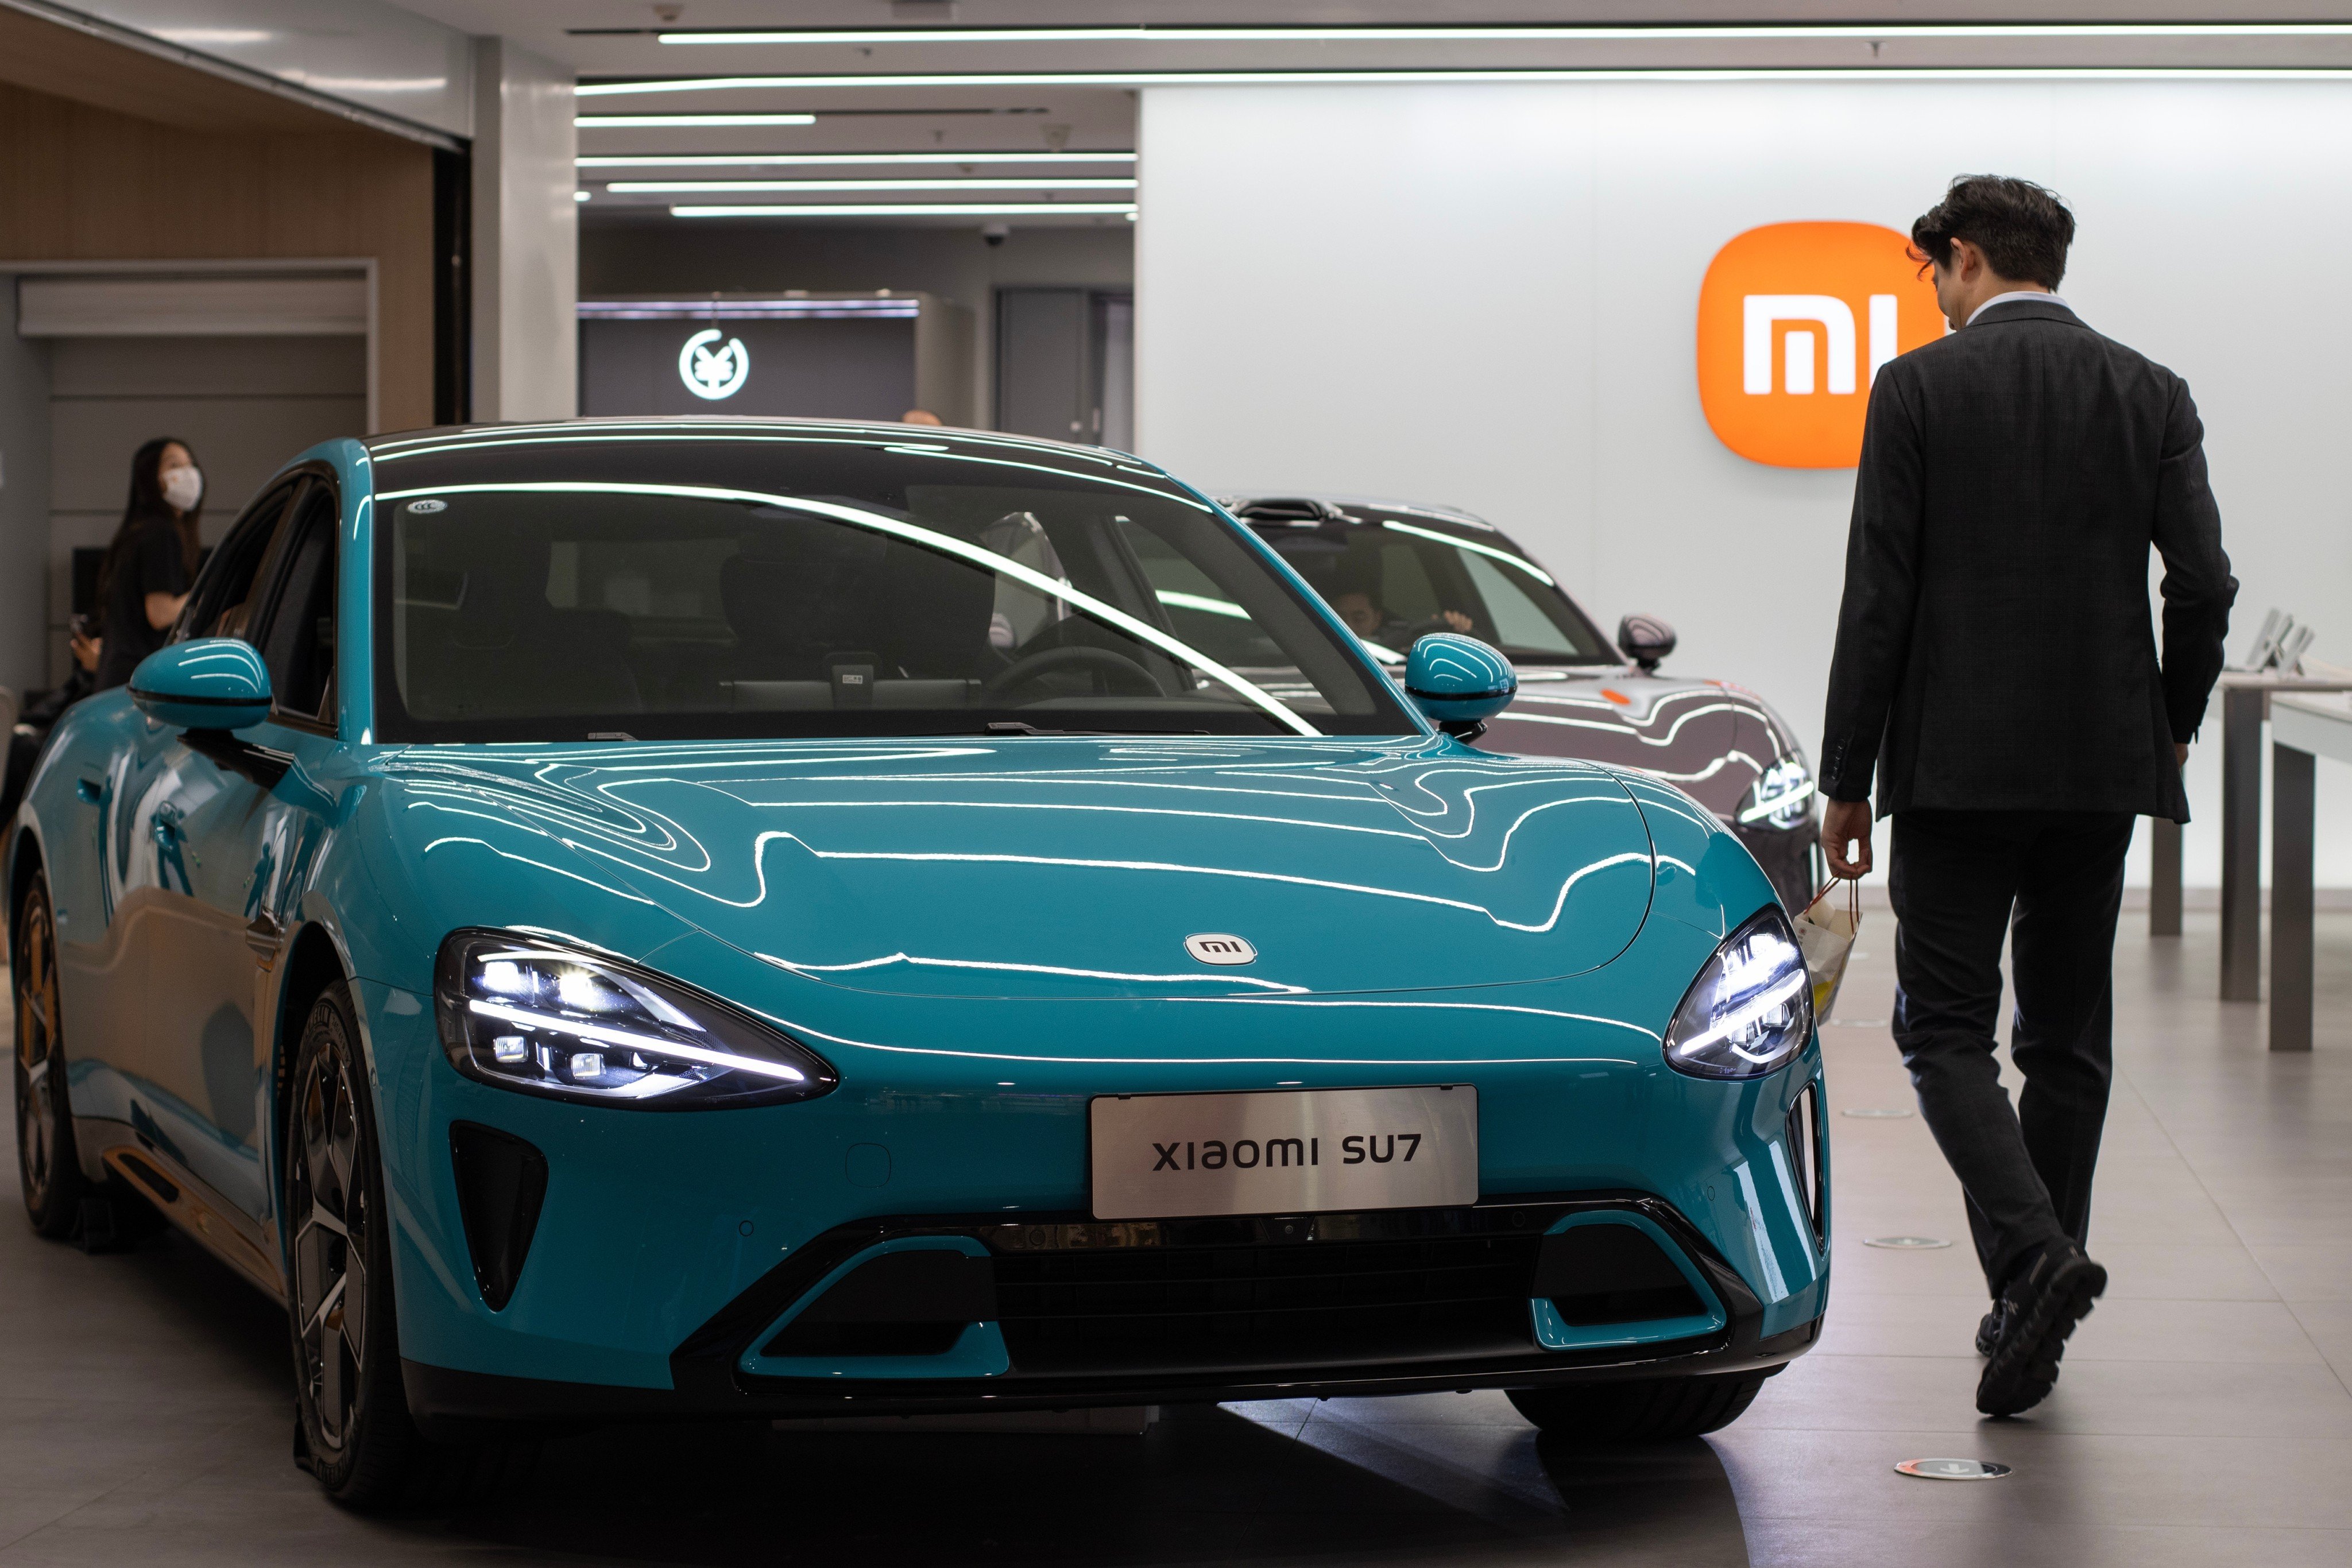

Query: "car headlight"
left=1662, top=907, right=1815, bottom=1080
left=433, top=931, right=838, bottom=1109
left=1738, top=760, right=1816, bottom=831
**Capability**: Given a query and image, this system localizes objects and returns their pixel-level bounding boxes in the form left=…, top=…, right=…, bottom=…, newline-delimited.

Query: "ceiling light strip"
left=578, top=68, right=2352, bottom=98
left=669, top=203, right=1139, bottom=218
left=577, top=112, right=818, bottom=125
left=577, top=152, right=1135, bottom=167
left=653, top=25, right=2352, bottom=46
left=608, top=177, right=1137, bottom=193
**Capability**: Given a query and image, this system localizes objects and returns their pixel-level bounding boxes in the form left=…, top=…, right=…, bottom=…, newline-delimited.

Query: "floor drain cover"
left=1841, top=1108, right=1914, bottom=1118
left=1864, top=1235, right=1952, bottom=1249
left=1896, top=1458, right=2011, bottom=1481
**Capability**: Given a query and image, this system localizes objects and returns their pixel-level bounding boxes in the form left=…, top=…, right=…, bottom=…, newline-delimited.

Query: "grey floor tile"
left=1748, top=1348, right=2352, bottom=1438
left=2251, top=1242, right=2352, bottom=1303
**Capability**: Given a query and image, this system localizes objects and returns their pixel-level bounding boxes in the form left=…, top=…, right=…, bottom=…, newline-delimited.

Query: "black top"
left=95, top=515, right=192, bottom=691
left=1819, top=299, right=2237, bottom=823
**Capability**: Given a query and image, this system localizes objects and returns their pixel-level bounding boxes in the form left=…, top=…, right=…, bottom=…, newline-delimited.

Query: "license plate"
left=1088, top=1085, right=1479, bottom=1221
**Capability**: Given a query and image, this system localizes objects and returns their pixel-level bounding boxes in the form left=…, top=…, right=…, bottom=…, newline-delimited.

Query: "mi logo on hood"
left=1697, top=222, right=1944, bottom=469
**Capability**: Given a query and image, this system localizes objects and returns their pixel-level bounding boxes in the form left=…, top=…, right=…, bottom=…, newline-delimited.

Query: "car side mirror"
left=129, top=638, right=273, bottom=732
left=1403, top=633, right=1517, bottom=740
left=1616, top=613, right=1677, bottom=672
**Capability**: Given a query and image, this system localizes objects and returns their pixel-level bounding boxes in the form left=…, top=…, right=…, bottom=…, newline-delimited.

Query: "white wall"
left=1136, top=79, right=2352, bottom=887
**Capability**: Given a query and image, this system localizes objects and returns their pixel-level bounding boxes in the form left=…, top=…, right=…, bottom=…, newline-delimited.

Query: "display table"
left=2266, top=692, right=2352, bottom=1052
left=2211, top=677, right=2352, bottom=1013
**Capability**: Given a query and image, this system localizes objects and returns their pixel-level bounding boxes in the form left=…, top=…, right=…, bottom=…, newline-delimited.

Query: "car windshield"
left=370, top=428, right=1417, bottom=742
left=1247, top=507, right=1614, bottom=665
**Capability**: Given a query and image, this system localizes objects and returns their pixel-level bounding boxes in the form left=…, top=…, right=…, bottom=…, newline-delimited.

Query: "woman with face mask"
left=93, top=438, right=205, bottom=691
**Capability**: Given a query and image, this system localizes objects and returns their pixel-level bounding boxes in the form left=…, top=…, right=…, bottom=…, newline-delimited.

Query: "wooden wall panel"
left=0, top=81, right=436, bottom=432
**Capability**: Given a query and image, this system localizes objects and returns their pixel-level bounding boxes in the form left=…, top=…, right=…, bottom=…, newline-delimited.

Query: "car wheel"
left=285, top=982, right=533, bottom=1507
left=1506, top=1371, right=1769, bottom=1442
left=13, top=870, right=88, bottom=1238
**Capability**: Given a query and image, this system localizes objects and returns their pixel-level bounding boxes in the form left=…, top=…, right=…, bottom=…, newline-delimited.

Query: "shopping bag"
left=1794, top=878, right=1862, bottom=1022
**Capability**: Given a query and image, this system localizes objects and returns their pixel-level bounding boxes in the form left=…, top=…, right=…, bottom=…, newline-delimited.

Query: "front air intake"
left=448, top=1122, right=549, bottom=1312
left=1530, top=1224, right=1707, bottom=1326
left=764, top=1249, right=999, bottom=1358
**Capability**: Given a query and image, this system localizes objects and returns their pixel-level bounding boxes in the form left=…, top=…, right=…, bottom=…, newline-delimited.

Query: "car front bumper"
left=401, top=1191, right=1823, bottom=1431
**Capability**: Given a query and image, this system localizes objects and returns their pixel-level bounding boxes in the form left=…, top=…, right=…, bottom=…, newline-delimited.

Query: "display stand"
left=2156, top=673, right=2352, bottom=1035
left=2267, top=693, right=2352, bottom=1052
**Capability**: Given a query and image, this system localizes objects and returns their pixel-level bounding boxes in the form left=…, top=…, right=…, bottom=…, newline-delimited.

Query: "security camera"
left=982, top=223, right=1009, bottom=247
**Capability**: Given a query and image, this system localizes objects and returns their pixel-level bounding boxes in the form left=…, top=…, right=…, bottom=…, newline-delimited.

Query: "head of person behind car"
left=93, top=437, right=204, bottom=691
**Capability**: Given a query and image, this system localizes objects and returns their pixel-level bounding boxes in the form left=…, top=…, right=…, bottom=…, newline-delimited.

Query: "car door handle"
left=76, top=777, right=103, bottom=805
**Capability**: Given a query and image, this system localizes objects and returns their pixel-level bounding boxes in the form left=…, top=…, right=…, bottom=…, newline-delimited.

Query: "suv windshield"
left=1241, top=504, right=1614, bottom=665
left=371, top=428, right=1415, bottom=742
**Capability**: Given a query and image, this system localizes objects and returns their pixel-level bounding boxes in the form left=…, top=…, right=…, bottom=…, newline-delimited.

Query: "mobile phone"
left=69, top=613, right=92, bottom=640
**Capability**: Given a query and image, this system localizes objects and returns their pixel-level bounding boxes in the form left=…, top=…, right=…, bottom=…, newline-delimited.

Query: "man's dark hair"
left=1911, top=176, right=2075, bottom=288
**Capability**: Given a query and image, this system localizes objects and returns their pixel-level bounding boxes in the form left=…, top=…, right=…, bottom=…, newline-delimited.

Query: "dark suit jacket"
left=1819, top=298, right=2236, bottom=823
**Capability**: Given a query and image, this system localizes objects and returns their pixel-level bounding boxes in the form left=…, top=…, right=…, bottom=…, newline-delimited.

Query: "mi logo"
left=1743, top=294, right=1897, bottom=397
left=1697, top=222, right=1944, bottom=469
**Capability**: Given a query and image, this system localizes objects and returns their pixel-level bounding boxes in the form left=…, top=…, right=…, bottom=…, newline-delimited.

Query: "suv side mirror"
left=129, top=638, right=273, bottom=732
left=1616, top=614, right=1677, bottom=672
left=1404, top=633, right=1517, bottom=739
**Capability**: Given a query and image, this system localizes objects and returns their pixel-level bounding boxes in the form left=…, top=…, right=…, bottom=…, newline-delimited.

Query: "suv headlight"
left=1662, top=907, right=1815, bottom=1080
left=433, top=930, right=838, bottom=1110
left=1738, top=759, right=1816, bottom=831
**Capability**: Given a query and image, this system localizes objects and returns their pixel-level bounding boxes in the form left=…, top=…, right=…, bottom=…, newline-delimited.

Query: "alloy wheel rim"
left=13, top=894, right=58, bottom=1209
left=290, top=1033, right=369, bottom=1454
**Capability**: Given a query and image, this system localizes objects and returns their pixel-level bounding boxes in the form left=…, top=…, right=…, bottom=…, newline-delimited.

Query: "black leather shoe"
left=1974, top=1302, right=2006, bottom=1357
left=1976, top=1242, right=2107, bottom=1416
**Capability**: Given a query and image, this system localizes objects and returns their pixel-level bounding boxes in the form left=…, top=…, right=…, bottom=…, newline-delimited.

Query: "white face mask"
left=160, top=464, right=203, bottom=513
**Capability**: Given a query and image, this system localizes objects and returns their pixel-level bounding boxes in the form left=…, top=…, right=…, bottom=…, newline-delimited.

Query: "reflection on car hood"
left=379, top=737, right=1655, bottom=998
left=1473, top=671, right=1797, bottom=819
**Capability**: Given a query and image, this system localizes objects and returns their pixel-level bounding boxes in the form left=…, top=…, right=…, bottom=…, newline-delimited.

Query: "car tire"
left=286, top=981, right=535, bottom=1508
left=1506, top=1371, right=1769, bottom=1442
left=13, top=869, right=89, bottom=1239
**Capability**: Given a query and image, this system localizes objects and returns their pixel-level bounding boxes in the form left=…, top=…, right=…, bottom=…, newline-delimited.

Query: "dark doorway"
left=996, top=288, right=1133, bottom=450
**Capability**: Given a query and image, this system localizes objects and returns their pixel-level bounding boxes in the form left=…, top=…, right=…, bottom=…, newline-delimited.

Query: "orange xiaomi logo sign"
left=1697, top=222, right=1943, bottom=469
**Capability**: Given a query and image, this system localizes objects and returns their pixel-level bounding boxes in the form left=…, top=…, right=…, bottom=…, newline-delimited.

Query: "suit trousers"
left=1887, top=809, right=2137, bottom=1298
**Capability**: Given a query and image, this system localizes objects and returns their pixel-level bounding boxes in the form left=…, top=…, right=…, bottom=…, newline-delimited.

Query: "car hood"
left=1472, top=669, right=1800, bottom=820
left=377, top=737, right=1655, bottom=999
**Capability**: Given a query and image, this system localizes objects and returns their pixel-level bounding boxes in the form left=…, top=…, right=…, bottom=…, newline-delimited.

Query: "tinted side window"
left=252, top=486, right=339, bottom=725
left=179, top=483, right=297, bottom=643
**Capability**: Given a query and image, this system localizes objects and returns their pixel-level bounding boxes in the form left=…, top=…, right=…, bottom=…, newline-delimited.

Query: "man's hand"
left=1820, top=798, right=1874, bottom=879
left=2176, top=742, right=2190, bottom=768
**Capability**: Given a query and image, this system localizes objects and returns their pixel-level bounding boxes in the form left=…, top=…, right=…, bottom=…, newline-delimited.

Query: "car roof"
left=360, top=416, right=1151, bottom=468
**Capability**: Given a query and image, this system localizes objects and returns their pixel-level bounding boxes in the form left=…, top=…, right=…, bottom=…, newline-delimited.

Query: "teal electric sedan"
left=7, top=420, right=1827, bottom=1506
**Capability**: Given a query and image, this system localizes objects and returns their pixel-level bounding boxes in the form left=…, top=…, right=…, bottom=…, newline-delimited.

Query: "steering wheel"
left=980, top=645, right=1168, bottom=705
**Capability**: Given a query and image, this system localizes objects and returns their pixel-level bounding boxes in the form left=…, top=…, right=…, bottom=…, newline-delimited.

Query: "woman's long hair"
left=96, top=437, right=203, bottom=609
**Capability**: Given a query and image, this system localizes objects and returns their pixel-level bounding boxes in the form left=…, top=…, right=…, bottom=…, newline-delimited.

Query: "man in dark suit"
left=1817, top=176, right=2235, bottom=1417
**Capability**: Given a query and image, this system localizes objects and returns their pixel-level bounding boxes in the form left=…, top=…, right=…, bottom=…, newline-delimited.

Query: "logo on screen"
left=678, top=327, right=750, bottom=401
left=1696, top=222, right=1943, bottom=469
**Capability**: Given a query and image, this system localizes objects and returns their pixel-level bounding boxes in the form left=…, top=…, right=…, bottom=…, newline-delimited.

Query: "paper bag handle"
left=1803, top=876, right=1860, bottom=924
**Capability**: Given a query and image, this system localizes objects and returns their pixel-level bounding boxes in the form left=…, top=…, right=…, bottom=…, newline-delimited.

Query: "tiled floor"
left=0, top=910, right=2344, bottom=1565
